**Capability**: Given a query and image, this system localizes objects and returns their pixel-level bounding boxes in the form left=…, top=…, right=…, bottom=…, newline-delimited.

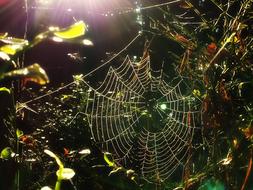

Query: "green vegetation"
left=0, top=0, right=253, bottom=189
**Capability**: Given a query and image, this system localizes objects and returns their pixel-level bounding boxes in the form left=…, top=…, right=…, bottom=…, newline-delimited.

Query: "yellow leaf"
left=0, top=44, right=24, bottom=55
left=108, top=167, right=123, bottom=176
left=221, top=32, right=236, bottom=45
left=56, top=168, right=75, bottom=180
left=0, top=37, right=28, bottom=45
left=3, top=63, right=49, bottom=85
left=16, top=129, right=24, bottom=138
left=54, top=21, right=86, bottom=39
left=192, top=89, right=201, bottom=97
left=0, top=147, right=13, bottom=160
left=104, top=152, right=115, bottom=167
left=44, top=149, right=64, bottom=169
left=0, top=87, right=11, bottom=94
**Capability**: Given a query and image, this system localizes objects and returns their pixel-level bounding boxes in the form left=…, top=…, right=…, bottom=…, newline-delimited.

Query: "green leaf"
left=104, top=152, right=115, bottom=167
left=44, top=149, right=64, bottom=169
left=0, top=87, right=11, bottom=94
left=0, top=44, right=25, bottom=55
left=2, top=63, right=49, bottom=85
left=0, top=147, right=13, bottom=160
left=54, top=21, right=86, bottom=39
left=16, top=129, right=24, bottom=138
left=56, top=168, right=75, bottom=180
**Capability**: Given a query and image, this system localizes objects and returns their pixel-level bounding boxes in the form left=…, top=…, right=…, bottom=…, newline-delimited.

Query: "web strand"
left=84, top=53, right=201, bottom=183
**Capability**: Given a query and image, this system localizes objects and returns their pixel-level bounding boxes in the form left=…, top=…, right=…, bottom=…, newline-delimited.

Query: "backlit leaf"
left=0, top=147, right=13, bottom=160
left=2, top=63, right=49, bottom=85
left=44, top=149, right=64, bottom=169
left=56, top=168, right=75, bottom=180
left=0, top=87, right=11, bottom=94
left=0, top=44, right=25, bottom=55
left=0, top=37, right=28, bottom=45
left=104, top=152, right=115, bottom=167
left=108, top=167, right=123, bottom=176
left=0, top=52, right=10, bottom=61
left=0, top=32, right=8, bottom=38
left=78, top=148, right=91, bottom=155
left=54, top=21, right=86, bottom=39
left=16, top=129, right=24, bottom=138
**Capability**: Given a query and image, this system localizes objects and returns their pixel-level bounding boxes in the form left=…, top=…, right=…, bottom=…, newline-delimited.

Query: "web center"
left=138, top=91, right=168, bottom=133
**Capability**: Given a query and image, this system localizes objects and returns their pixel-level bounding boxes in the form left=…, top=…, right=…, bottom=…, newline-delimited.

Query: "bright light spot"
left=0, top=52, right=10, bottom=61
left=52, top=36, right=63, bottom=42
left=37, top=0, right=53, bottom=6
left=78, top=149, right=91, bottom=155
left=67, top=8, right=72, bottom=12
left=135, top=7, right=141, bottom=13
left=49, top=26, right=59, bottom=32
left=160, top=104, right=167, bottom=110
left=134, top=62, right=141, bottom=66
left=41, top=186, right=52, bottom=190
left=82, top=39, right=93, bottom=46
left=36, top=34, right=45, bottom=39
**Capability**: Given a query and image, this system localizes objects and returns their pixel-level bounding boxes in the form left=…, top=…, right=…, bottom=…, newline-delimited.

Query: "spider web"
left=83, top=53, right=201, bottom=183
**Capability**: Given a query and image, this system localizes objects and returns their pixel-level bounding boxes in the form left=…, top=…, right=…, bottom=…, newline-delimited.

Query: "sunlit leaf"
left=56, top=168, right=75, bottom=180
left=41, top=186, right=53, bottom=190
left=104, top=152, right=115, bottom=167
left=126, top=169, right=135, bottom=177
left=54, top=21, right=86, bottom=39
left=0, top=37, right=28, bottom=45
left=192, top=89, right=201, bottom=97
left=2, top=63, right=49, bottom=85
left=221, top=32, right=236, bottom=45
left=78, top=148, right=91, bottom=155
left=44, top=149, right=64, bottom=169
left=0, top=87, right=11, bottom=94
left=0, top=147, right=13, bottom=160
left=0, top=32, right=8, bottom=38
left=16, top=128, right=24, bottom=138
left=0, top=44, right=25, bottom=55
left=108, top=167, right=123, bottom=176
left=0, top=52, right=10, bottom=61
left=32, top=33, right=49, bottom=47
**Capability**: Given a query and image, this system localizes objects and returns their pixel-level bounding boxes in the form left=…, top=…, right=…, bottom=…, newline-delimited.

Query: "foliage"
left=1, top=0, right=253, bottom=190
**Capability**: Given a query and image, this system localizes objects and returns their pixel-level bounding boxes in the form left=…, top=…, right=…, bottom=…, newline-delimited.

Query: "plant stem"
left=55, top=180, right=62, bottom=190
